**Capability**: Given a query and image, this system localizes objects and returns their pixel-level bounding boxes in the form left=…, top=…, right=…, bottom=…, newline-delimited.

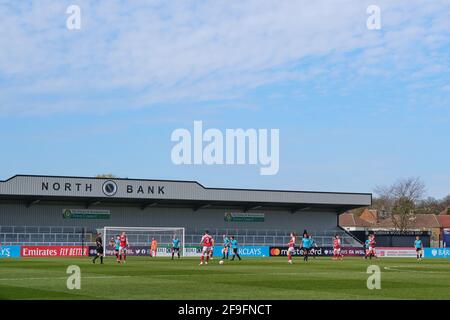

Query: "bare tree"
left=391, top=197, right=416, bottom=232
left=96, top=174, right=118, bottom=178
left=416, top=197, right=441, bottom=215
left=440, top=195, right=450, bottom=213
left=389, top=177, right=426, bottom=203
left=371, top=192, right=394, bottom=213
left=374, top=177, right=426, bottom=232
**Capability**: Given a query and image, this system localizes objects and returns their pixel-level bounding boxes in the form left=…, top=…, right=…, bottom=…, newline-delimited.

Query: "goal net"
left=102, top=226, right=185, bottom=257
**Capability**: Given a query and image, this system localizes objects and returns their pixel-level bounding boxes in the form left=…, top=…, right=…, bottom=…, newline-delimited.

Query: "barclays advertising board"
left=443, top=229, right=450, bottom=247
left=213, top=246, right=269, bottom=257
left=424, top=248, right=450, bottom=259
left=0, top=245, right=21, bottom=258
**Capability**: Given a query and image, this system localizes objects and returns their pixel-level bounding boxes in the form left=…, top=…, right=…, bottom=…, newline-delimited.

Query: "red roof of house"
left=374, top=214, right=441, bottom=229
left=340, top=212, right=446, bottom=229
left=339, top=212, right=375, bottom=228
left=437, top=215, right=450, bottom=228
left=360, top=209, right=378, bottom=223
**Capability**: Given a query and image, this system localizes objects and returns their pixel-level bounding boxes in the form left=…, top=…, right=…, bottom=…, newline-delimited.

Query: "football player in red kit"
left=118, top=232, right=129, bottom=264
left=368, top=234, right=377, bottom=259
left=209, top=237, right=215, bottom=260
left=287, top=232, right=296, bottom=264
left=332, top=235, right=343, bottom=260
left=199, top=230, right=214, bottom=265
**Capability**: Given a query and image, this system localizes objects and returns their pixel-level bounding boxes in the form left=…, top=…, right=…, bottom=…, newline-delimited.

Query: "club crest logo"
left=102, top=180, right=118, bottom=197
left=63, top=209, right=72, bottom=219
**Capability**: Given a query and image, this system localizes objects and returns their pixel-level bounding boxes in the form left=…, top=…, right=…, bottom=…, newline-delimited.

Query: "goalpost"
left=102, top=226, right=185, bottom=258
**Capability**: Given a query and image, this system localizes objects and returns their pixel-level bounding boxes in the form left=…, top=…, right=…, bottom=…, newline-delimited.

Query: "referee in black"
left=93, top=232, right=104, bottom=264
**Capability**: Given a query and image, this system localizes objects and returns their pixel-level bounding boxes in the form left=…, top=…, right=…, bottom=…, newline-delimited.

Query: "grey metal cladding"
left=0, top=175, right=371, bottom=206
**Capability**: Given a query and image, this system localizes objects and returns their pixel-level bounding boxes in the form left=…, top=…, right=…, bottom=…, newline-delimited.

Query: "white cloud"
left=0, top=0, right=449, bottom=115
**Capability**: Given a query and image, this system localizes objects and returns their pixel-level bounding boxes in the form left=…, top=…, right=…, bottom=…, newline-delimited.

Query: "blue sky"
left=1, top=0, right=449, bottom=197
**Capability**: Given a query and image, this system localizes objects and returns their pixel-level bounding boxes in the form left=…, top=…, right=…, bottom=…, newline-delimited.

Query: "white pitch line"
left=383, top=266, right=448, bottom=274
left=0, top=276, right=131, bottom=281
left=149, top=272, right=369, bottom=277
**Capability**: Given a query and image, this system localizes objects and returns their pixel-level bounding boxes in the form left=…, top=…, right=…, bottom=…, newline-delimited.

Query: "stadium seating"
left=0, top=225, right=361, bottom=247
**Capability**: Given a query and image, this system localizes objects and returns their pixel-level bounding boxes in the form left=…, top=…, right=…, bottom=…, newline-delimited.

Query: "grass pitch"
left=0, top=256, right=449, bottom=300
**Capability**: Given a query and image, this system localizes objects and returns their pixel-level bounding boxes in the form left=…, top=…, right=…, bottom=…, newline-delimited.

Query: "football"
left=219, top=260, right=224, bottom=265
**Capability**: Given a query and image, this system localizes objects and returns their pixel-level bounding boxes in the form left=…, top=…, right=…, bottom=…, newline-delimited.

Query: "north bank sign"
left=41, top=180, right=166, bottom=197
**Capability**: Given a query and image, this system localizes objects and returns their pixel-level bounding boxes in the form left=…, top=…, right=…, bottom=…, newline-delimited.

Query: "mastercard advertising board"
left=269, top=247, right=365, bottom=257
